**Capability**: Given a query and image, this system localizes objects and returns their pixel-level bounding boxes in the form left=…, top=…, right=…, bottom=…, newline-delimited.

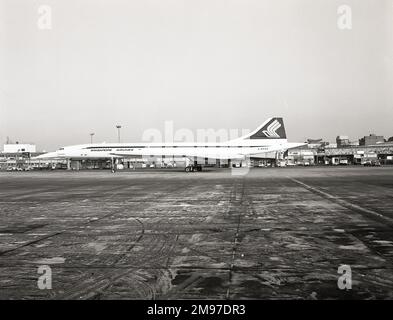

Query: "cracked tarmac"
left=0, top=167, right=392, bottom=299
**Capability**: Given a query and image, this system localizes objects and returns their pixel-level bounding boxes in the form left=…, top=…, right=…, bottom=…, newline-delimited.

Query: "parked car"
left=277, top=161, right=287, bottom=167
left=371, top=160, right=381, bottom=167
left=364, top=160, right=381, bottom=167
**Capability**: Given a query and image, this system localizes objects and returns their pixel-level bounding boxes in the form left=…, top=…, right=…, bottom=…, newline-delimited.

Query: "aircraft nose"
left=33, top=151, right=58, bottom=159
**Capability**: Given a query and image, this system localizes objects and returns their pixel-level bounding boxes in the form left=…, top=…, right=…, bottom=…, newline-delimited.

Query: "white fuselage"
left=38, top=139, right=302, bottom=161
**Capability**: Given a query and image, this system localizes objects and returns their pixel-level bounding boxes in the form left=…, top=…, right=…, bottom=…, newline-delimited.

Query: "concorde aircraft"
left=35, top=117, right=305, bottom=172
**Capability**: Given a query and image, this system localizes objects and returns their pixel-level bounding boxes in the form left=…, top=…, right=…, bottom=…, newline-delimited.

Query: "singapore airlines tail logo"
left=262, top=119, right=281, bottom=138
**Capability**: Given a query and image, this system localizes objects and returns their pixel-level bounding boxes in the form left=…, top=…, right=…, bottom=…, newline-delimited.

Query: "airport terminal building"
left=287, top=142, right=393, bottom=166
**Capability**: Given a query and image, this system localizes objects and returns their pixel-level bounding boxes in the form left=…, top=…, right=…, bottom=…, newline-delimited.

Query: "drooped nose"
left=33, top=151, right=59, bottom=160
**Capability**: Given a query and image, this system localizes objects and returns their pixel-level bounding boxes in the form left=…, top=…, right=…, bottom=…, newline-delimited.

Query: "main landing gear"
left=185, top=164, right=202, bottom=172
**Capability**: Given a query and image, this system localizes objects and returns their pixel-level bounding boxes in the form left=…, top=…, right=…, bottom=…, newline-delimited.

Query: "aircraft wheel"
left=185, top=166, right=191, bottom=172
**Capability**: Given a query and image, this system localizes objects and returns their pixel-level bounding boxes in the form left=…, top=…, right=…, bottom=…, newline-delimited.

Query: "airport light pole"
left=116, top=125, right=122, bottom=143
left=90, top=133, right=95, bottom=144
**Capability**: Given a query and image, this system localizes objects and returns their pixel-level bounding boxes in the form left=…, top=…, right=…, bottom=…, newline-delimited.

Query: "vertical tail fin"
left=246, top=117, right=287, bottom=140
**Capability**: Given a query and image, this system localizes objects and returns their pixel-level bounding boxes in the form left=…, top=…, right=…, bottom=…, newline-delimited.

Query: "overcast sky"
left=1, top=0, right=392, bottom=151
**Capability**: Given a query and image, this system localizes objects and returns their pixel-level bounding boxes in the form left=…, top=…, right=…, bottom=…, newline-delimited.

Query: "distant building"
left=307, top=139, right=322, bottom=149
left=3, top=144, right=36, bottom=153
left=359, top=134, right=385, bottom=147
left=287, top=149, right=315, bottom=165
left=325, top=143, right=337, bottom=149
left=336, top=135, right=350, bottom=148
left=306, top=138, right=330, bottom=150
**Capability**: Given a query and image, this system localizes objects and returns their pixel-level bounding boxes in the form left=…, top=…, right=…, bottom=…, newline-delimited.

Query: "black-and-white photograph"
left=1, top=0, right=393, bottom=308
